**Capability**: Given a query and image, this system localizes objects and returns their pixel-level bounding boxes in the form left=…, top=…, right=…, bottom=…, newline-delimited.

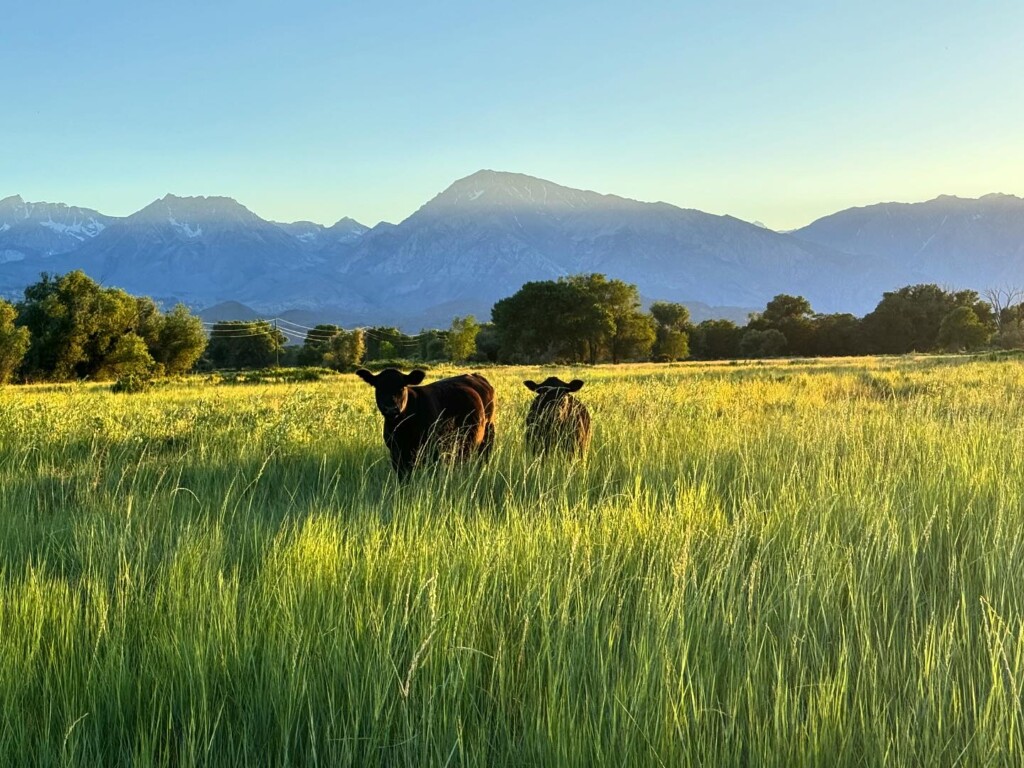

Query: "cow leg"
left=396, top=458, right=415, bottom=482
left=391, top=446, right=414, bottom=481
left=462, top=417, right=490, bottom=462
left=480, top=421, right=495, bottom=461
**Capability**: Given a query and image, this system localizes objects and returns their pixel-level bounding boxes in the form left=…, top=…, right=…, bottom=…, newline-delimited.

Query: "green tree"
left=565, top=274, right=654, bottom=363
left=0, top=300, right=30, bottom=383
left=937, top=306, right=992, bottom=351
left=17, top=271, right=148, bottom=380
left=995, top=303, right=1024, bottom=349
left=18, top=271, right=102, bottom=379
left=690, top=319, right=743, bottom=359
left=153, top=304, right=207, bottom=374
left=491, top=275, right=689, bottom=363
left=445, top=315, right=480, bottom=362
left=750, top=294, right=816, bottom=355
left=862, top=284, right=992, bottom=353
left=491, top=280, right=605, bottom=363
left=322, top=329, right=366, bottom=370
left=417, top=329, right=449, bottom=361
left=364, top=327, right=415, bottom=360
left=811, top=313, right=865, bottom=357
left=16, top=271, right=207, bottom=380
left=610, top=310, right=657, bottom=362
left=206, top=321, right=287, bottom=369
left=473, top=323, right=500, bottom=363
left=650, top=301, right=690, bottom=329
left=135, top=296, right=164, bottom=350
left=297, top=324, right=341, bottom=366
left=96, top=333, right=157, bottom=380
left=86, top=287, right=140, bottom=373
left=761, top=294, right=812, bottom=325
left=740, top=328, right=787, bottom=358
left=650, top=301, right=691, bottom=360
left=653, top=327, right=689, bottom=361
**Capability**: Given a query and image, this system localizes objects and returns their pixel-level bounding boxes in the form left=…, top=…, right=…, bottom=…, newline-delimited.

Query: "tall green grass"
left=0, top=357, right=1023, bottom=765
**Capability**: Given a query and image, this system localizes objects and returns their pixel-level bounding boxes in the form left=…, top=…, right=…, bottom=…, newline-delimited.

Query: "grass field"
left=1, top=356, right=1024, bottom=766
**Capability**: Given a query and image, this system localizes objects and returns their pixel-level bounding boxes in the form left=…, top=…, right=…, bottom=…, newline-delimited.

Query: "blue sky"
left=2, top=0, right=1022, bottom=229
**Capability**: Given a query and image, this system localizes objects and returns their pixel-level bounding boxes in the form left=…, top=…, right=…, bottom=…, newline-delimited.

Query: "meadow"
left=1, top=356, right=1023, bottom=766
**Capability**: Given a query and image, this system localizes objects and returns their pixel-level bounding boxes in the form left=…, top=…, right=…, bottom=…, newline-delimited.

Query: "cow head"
left=356, top=368, right=427, bottom=418
left=523, top=376, right=584, bottom=411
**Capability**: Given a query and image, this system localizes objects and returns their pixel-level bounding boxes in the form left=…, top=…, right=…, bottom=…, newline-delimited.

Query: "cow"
left=356, top=368, right=496, bottom=479
left=523, top=377, right=591, bottom=456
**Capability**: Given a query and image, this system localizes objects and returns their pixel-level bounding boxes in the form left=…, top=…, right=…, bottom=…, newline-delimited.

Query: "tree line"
left=0, top=270, right=487, bottom=382
left=693, top=284, right=1000, bottom=360
left=203, top=317, right=482, bottom=370
left=0, top=269, right=1017, bottom=384
left=484, top=276, right=1013, bottom=363
left=0, top=271, right=206, bottom=384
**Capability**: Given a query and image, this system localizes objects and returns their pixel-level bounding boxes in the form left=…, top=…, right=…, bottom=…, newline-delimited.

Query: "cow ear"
left=567, top=379, right=585, bottom=392
left=355, top=368, right=376, bottom=385
left=523, top=380, right=539, bottom=392
left=406, top=369, right=427, bottom=386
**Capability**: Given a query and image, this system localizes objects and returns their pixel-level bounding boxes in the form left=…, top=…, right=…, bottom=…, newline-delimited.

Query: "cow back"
left=526, top=393, right=591, bottom=454
left=391, top=374, right=489, bottom=450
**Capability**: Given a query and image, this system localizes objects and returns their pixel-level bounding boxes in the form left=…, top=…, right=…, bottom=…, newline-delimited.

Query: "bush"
left=359, top=359, right=430, bottom=372
left=205, top=367, right=337, bottom=386
left=111, top=373, right=152, bottom=394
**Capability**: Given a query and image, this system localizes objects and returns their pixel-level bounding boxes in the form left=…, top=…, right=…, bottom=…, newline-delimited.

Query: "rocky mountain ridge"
left=2, top=174, right=1021, bottom=328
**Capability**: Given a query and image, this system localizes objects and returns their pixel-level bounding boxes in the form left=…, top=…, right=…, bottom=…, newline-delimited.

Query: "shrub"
left=360, top=359, right=430, bottom=372
left=111, top=373, right=152, bottom=394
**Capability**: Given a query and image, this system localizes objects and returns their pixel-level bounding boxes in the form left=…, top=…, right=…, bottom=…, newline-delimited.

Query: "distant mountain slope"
left=69, top=194, right=370, bottom=312
left=0, top=195, right=112, bottom=259
left=0, top=195, right=113, bottom=298
left=793, top=194, right=1024, bottom=291
left=197, top=301, right=263, bottom=323
left=329, top=170, right=873, bottom=319
left=275, top=217, right=369, bottom=251
left=3, top=177, right=1022, bottom=326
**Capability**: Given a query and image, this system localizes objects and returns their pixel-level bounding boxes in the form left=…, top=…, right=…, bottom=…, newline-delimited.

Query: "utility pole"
left=274, top=319, right=280, bottom=368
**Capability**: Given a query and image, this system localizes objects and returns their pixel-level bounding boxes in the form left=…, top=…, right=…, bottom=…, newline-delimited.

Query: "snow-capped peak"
left=0, top=196, right=112, bottom=254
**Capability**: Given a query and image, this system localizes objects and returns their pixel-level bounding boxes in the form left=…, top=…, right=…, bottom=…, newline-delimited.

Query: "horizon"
left=3, top=1, right=1022, bottom=230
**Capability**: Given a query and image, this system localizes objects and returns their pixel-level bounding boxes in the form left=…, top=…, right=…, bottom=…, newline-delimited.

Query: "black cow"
left=523, top=377, right=591, bottom=456
left=356, top=368, right=496, bottom=479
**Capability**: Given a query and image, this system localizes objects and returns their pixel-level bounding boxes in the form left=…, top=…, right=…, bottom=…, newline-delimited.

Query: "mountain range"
left=2, top=173, right=1023, bottom=329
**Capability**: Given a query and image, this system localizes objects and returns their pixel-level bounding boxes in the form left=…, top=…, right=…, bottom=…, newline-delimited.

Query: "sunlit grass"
left=0, top=356, right=1023, bottom=765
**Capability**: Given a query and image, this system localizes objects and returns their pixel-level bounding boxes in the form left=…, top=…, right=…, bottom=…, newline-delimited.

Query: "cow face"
left=523, top=376, right=584, bottom=411
left=356, top=368, right=427, bottom=418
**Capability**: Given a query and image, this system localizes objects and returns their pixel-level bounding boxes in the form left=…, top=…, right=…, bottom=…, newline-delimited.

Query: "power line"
left=272, top=318, right=324, bottom=332
left=201, top=317, right=445, bottom=345
left=206, top=331, right=282, bottom=337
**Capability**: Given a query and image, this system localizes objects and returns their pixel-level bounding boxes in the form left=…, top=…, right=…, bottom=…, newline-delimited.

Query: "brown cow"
left=356, top=368, right=496, bottom=479
left=524, top=377, right=591, bottom=456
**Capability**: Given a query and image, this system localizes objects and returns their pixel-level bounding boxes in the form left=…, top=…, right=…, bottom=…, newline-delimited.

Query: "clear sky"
left=2, top=0, right=1022, bottom=229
